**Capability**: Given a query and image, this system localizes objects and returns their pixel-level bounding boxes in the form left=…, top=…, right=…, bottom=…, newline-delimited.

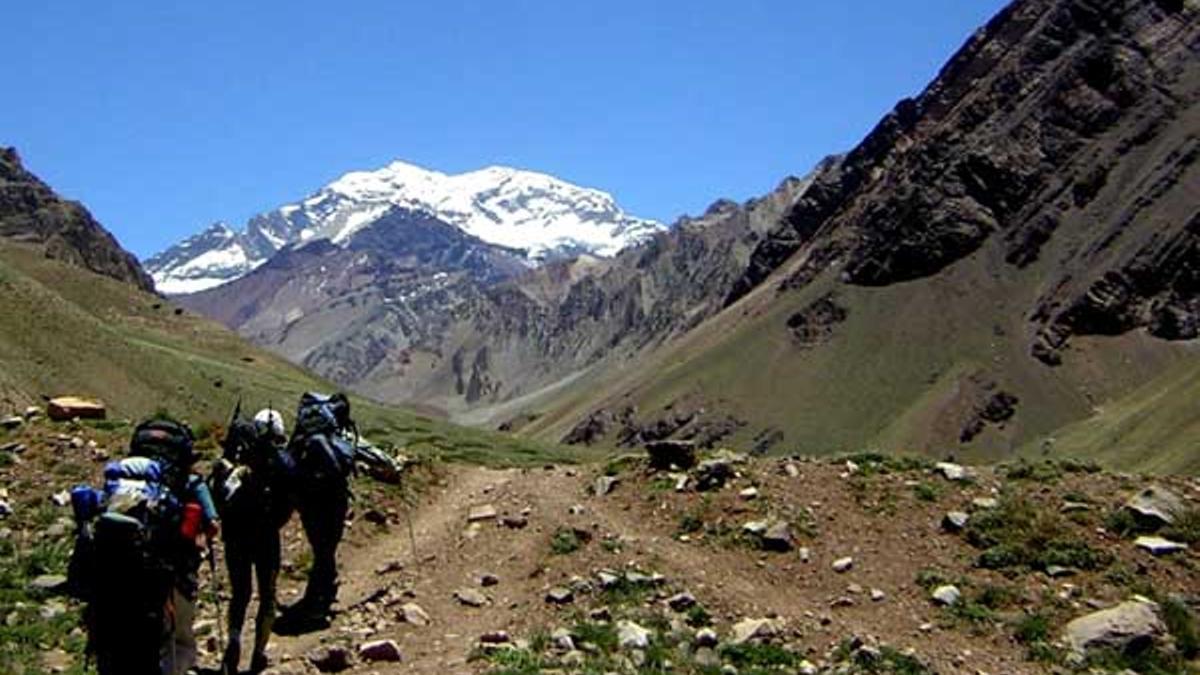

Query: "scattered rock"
left=783, top=463, right=801, bottom=478
left=672, top=473, right=690, bottom=492
left=942, top=511, right=970, bottom=532
left=28, top=575, right=67, bottom=594
left=593, top=475, right=619, bottom=496
left=667, top=592, right=697, bottom=611
left=1061, top=501, right=1091, bottom=513
left=500, top=514, right=528, bottom=529
left=694, top=646, right=721, bottom=668
left=479, top=573, right=500, bottom=587
left=398, top=602, right=431, bottom=626
left=761, top=521, right=794, bottom=552
left=1134, top=535, right=1188, bottom=556
left=0, top=501, right=11, bottom=519
left=1124, top=486, right=1184, bottom=527
left=730, top=617, right=783, bottom=645
left=931, top=585, right=961, bottom=606
left=646, top=440, right=698, bottom=470
left=971, top=497, right=999, bottom=510
left=617, top=620, right=652, bottom=650
left=307, top=645, right=352, bottom=673
left=694, top=627, right=719, bottom=648
left=453, top=588, right=489, bottom=608
left=0, top=416, right=23, bottom=430
left=0, top=442, right=25, bottom=454
left=832, top=557, right=854, bottom=573
left=467, top=504, right=498, bottom=522
left=870, top=588, right=887, bottom=602
left=545, top=587, right=574, bottom=605
left=358, top=640, right=402, bottom=663
left=694, top=458, right=735, bottom=491
left=47, top=397, right=106, bottom=422
left=375, top=560, right=404, bottom=575
left=1045, top=565, right=1077, bottom=578
left=934, top=462, right=970, bottom=481
left=739, top=487, right=759, bottom=500
left=742, top=520, right=769, bottom=536
left=23, top=406, right=40, bottom=420
left=1063, top=597, right=1165, bottom=658
left=478, top=631, right=511, bottom=644
left=550, top=627, right=575, bottom=652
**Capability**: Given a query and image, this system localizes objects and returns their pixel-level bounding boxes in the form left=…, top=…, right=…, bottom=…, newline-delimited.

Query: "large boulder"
left=646, top=440, right=697, bottom=470
left=1063, top=598, right=1166, bottom=657
left=47, top=397, right=106, bottom=422
left=1124, top=486, right=1185, bottom=528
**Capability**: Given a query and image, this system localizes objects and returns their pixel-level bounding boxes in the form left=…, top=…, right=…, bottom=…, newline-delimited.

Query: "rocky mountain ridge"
left=146, top=160, right=663, bottom=294
left=0, top=147, right=154, bottom=292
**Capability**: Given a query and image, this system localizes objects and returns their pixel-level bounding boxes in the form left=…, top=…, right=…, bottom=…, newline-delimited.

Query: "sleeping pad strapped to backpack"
left=67, top=419, right=195, bottom=675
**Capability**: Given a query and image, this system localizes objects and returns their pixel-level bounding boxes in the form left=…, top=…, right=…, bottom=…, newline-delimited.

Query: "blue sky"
left=4, top=1, right=1008, bottom=258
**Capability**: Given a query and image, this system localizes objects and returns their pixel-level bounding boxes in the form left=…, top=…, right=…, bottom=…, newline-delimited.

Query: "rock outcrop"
left=0, top=147, right=154, bottom=291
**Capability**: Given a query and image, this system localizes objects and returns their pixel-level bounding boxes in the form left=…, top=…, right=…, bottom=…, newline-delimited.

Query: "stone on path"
left=307, top=645, right=352, bottom=673
left=545, top=586, right=574, bottom=605
left=730, top=617, right=783, bottom=645
left=467, top=504, right=498, bottom=522
left=454, top=588, right=490, bottom=607
left=358, top=640, right=402, bottom=663
left=832, top=557, right=854, bottom=573
left=398, top=602, right=431, bottom=626
left=942, top=511, right=969, bottom=532
left=593, top=475, right=619, bottom=496
left=617, top=620, right=652, bottom=650
left=931, top=585, right=961, bottom=606
left=761, top=521, right=794, bottom=552
left=1063, top=598, right=1166, bottom=657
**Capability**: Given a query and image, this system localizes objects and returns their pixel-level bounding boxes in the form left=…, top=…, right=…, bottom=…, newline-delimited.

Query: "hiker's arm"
left=190, top=477, right=221, bottom=537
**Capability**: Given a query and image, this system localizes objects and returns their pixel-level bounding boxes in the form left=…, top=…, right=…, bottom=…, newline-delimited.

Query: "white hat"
left=253, top=408, right=286, bottom=439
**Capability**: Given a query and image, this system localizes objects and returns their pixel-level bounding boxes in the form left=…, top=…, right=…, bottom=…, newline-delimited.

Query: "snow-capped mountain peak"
left=147, top=160, right=662, bottom=294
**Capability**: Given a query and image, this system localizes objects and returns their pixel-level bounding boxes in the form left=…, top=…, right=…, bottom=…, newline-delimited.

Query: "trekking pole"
left=207, top=538, right=226, bottom=667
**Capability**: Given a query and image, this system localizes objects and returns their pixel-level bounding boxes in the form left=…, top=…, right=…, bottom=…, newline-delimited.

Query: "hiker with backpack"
left=213, top=407, right=296, bottom=674
left=67, top=418, right=218, bottom=675
left=275, top=392, right=357, bottom=633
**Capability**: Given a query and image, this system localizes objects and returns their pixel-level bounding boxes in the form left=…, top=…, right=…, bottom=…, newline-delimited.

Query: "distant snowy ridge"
left=146, top=160, right=663, bottom=295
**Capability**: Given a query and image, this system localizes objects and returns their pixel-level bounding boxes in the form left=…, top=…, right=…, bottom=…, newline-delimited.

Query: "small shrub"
left=720, top=643, right=798, bottom=669
left=966, top=497, right=1110, bottom=572
left=914, top=567, right=949, bottom=590
left=1104, top=508, right=1142, bottom=538
left=912, top=482, right=940, bottom=502
left=686, top=604, right=713, bottom=627
left=550, top=527, right=588, bottom=555
left=1164, top=509, right=1200, bottom=544
left=1014, top=612, right=1050, bottom=644
left=1162, top=596, right=1199, bottom=659
left=1004, top=460, right=1061, bottom=483
left=572, top=621, right=618, bottom=652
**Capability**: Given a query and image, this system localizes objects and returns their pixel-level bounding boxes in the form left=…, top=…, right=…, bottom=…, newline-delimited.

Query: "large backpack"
left=290, top=392, right=357, bottom=490
left=66, top=419, right=194, bottom=669
left=216, top=420, right=296, bottom=532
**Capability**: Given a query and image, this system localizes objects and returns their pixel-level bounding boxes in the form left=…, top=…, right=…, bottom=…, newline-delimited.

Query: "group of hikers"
left=66, top=391, right=362, bottom=675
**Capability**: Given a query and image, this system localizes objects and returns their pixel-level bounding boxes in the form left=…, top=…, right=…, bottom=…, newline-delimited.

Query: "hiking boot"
left=249, top=651, right=270, bottom=674
left=272, top=606, right=330, bottom=636
left=222, top=639, right=240, bottom=675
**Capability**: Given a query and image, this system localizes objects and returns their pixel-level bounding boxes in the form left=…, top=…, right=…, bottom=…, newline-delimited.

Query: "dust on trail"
left=249, top=460, right=1047, bottom=674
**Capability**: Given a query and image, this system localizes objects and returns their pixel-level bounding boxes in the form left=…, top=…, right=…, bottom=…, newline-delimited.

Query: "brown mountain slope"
left=0, top=147, right=154, bottom=291
left=519, top=0, right=1200, bottom=473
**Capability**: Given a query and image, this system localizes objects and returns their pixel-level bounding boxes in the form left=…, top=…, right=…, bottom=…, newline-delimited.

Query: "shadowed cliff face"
left=0, top=147, right=154, bottom=292
left=731, top=0, right=1199, bottom=366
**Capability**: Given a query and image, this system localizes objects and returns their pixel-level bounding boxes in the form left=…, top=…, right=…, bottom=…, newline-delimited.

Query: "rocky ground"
left=1, top=413, right=1199, bottom=674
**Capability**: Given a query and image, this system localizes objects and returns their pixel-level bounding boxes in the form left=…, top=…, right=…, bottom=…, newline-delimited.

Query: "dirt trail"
left=254, top=461, right=1039, bottom=674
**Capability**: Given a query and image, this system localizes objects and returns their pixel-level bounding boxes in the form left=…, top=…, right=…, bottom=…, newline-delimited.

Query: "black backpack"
left=290, top=393, right=357, bottom=491
left=216, top=419, right=296, bottom=531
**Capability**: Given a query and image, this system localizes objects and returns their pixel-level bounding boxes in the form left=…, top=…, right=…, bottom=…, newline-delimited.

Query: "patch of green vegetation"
left=1164, top=509, right=1200, bottom=545
left=839, top=452, right=933, bottom=476
left=571, top=621, right=618, bottom=653
left=1003, top=460, right=1062, bottom=483
left=1162, top=596, right=1199, bottom=659
left=720, top=642, right=798, bottom=669
left=1084, top=646, right=1189, bottom=675
left=598, top=577, right=654, bottom=608
left=1104, top=508, right=1142, bottom=539
left=912, top=481, right=940, bottom=502
left=0, top=535, right=87, bottom=674
left=550, top=527, right=588, bottom=555
left=1013, top=612, right=1051, bottom=645
left=685, top=603, right=712, bottom=628
left=965, top=497, right=1112, bottom=573
left=914, top=567, right=950, bottom=590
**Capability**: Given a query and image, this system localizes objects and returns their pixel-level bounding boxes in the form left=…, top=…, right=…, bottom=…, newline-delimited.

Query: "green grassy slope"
left=0, top=243, right=589, bottom=466
left=519, top=241, right=1197, bottom=473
